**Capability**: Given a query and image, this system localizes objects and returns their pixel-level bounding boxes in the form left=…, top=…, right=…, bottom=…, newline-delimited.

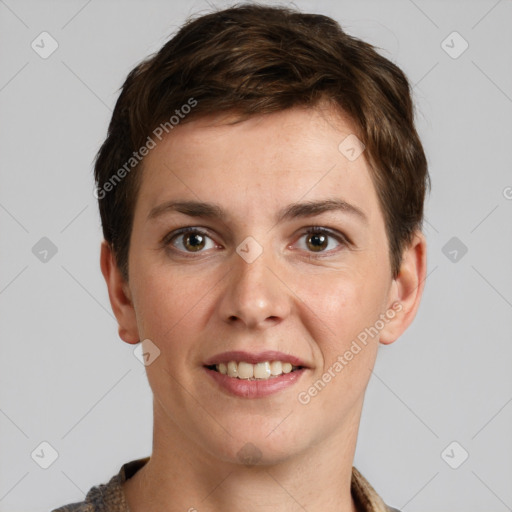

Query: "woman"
left=54, top=4, right=428, bottom=511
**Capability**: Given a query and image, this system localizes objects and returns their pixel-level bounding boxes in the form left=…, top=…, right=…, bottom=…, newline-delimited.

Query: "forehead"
left=137, top=106, right=381, bottom=225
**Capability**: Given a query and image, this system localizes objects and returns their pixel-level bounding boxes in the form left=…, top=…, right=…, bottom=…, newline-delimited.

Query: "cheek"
left=131, top=264, right=198, bottom=343
left=132, top=264, right=222, bottom=376
left=297, top=271, right=387, bottom=363
left=303, top=270, right=384, bottom=328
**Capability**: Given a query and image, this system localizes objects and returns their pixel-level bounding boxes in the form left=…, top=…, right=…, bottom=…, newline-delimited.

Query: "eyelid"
left=298, top=225, right=350, bottom=241
left=162, top=226, right=209, bottom=244
left=161, top=226, right=218, bottom=250
left=293, top=226, right=350, bottom=253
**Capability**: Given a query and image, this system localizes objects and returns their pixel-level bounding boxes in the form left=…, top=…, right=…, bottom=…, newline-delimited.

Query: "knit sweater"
left=52, top=458, right=401, bottom=512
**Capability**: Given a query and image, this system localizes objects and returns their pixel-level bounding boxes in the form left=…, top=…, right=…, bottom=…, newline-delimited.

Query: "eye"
left=165, top=227, right=217, bottom=253
left=295, top=227, right=347, bottom=254
left=163, top=226, right=348, bottom=256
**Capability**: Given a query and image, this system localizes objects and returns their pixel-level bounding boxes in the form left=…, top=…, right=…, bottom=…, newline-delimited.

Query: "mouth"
left=204, top=360, right=304, bottom=381
left=203, top=350, right=310, bottom=381
left=203, top=351, right=309, bottom=398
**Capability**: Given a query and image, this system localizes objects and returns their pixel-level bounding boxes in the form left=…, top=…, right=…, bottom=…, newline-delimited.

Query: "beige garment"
left=52, top=457, right=400, bottom=512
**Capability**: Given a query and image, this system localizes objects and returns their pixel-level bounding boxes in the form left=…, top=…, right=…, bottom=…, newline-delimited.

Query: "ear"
left=100, top=240, right=139, bottom=344
left=379, top=231, right=427, bottom=345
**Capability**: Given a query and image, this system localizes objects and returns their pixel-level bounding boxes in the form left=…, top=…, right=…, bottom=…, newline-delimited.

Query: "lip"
left=204, top=365, right=308, bottom=398
left=203, top=350, right=309, bottom=367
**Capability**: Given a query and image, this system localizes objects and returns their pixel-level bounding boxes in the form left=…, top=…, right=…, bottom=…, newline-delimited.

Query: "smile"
left=203, top=350, right=309, bottom=398
left=207, top=360, right=302, bottom=380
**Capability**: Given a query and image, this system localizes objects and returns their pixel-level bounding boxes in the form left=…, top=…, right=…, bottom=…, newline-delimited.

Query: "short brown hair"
left=94, top=3, right=429, bottom=281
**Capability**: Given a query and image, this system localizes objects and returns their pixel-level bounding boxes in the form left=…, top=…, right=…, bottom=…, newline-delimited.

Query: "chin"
left=204, top=428, right=308, bottom=467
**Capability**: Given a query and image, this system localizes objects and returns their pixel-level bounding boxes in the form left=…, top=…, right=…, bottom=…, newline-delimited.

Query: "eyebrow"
left=147, top=198, right=367, bottom=224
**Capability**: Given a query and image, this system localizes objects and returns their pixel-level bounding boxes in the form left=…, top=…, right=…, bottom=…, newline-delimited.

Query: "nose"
left=217, top=241, right=292, bottom=330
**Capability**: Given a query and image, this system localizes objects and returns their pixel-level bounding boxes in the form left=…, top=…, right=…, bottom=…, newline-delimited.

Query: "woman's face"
left=120, top=105, right=404, bottom=464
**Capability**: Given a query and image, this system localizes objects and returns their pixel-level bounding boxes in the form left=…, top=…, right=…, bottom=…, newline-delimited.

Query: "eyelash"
left=162, top=226, right=350, bottom=257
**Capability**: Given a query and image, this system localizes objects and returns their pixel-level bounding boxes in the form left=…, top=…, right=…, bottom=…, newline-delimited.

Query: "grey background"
left=1, top=0, right=511, bottom=510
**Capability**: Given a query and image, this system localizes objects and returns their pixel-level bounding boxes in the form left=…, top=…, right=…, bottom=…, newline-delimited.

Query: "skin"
left=101, top=104, right=426, bottom=512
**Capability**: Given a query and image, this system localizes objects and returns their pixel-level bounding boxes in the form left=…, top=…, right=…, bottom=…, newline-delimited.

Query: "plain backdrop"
left=1, top=0, right=511, bottom=511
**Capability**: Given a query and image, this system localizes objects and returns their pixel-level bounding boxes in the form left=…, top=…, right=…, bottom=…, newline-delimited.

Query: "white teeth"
left=214, top=360, right=300, bottom=380
left=281, top=362, right=293, bottom=374
left=270, top=361, right=282, bottom=375
left=227, top=361, right=238, bottom=378
left=254, top=362, right=271, bottom=379
left=238, top=361, right=254, bottom=379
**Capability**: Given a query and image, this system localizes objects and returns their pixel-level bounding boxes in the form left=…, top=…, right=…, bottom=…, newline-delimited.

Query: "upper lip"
left=203, top=350, right=309, bottom=368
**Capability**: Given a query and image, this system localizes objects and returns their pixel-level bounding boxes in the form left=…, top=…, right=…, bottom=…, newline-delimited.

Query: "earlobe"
left=379, top=231, right=427, bottom=345
left=100, top=240, right=140, bottom=345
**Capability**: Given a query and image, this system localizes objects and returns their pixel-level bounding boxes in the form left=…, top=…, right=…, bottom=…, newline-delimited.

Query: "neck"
left=124, top=403, right=362, bottom=512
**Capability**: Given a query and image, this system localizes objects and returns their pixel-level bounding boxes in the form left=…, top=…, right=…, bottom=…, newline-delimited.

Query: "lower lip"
left=204, top=366, right=307, bottom=398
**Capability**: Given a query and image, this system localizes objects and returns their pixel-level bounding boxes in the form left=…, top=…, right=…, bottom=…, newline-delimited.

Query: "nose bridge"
left=219, top=235, right=290, bottom=328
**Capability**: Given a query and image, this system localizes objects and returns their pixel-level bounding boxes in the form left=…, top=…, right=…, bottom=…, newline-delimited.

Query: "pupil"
left=186, top=233, right=205, bottom=251
left=308, top=233, right=327, bottom=251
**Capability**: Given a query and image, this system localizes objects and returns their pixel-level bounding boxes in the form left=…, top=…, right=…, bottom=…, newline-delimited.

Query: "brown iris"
left=306, top=232, right=328, bottom=252
left=183, top=232, right=206, bottom=251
